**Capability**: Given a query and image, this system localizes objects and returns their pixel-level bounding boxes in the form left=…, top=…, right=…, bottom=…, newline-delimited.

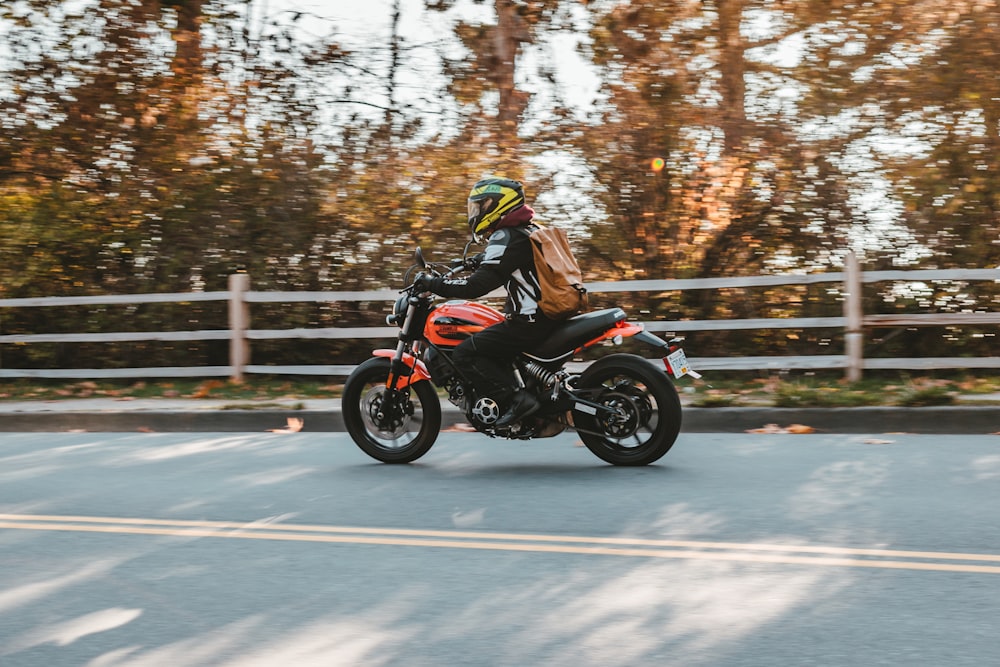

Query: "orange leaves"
left=268, top=418, right=304, bottom=434
left=745, top=423, right=817, bottom=434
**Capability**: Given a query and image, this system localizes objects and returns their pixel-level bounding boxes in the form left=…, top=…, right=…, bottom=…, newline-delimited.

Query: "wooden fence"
left=2, top=253, right=999, bottom=381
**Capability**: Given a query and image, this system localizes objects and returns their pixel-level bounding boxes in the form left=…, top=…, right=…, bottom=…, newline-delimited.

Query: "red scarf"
left=495, top=205, right=535, bottom=230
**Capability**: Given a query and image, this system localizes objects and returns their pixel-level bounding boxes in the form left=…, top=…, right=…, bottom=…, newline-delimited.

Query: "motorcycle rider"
left=414, top=176, right=560, bottom=428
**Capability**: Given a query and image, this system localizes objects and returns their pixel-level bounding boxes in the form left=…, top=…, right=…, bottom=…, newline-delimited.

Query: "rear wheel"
left=575, top=353, right=682, bottom=466
left=342, top=358, right=442, bottom=463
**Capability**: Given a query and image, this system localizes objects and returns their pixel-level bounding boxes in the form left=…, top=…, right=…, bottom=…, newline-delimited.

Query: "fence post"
left=843, top=251, right=863, bottom=382
left=228, top=273, right=250, bottom=382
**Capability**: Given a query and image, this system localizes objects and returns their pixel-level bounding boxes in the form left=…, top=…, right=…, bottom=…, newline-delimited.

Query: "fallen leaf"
left=137, top=426, right=155, bottom=433
left=192, top=379, right=226, bottom=398
left=863, top=438, right=894, bottom=445
left=745, top=423, right=785, bottom=434
left=442, top=422, right=476, bottom=432
left=746, top=423, right=816, bottom=434
left=268, top=417, right=304, bottom=433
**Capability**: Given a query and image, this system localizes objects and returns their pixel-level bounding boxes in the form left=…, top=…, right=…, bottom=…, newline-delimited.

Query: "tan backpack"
left=525, top=224, right=589, bottom=319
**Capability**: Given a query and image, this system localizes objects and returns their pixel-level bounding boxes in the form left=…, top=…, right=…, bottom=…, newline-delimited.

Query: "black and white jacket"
left=429, top=224, right=543, bottom=317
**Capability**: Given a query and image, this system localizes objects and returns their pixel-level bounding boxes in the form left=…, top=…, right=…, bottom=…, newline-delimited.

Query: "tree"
left=4, top=0, right=1000, bottom=370
left=0, top=0, right=342, bottom=367
left=878, top=4, right=1000, bottom=269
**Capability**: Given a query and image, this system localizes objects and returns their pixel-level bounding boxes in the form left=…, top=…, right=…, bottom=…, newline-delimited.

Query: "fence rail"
left=2, top=254, right=999, bottom=381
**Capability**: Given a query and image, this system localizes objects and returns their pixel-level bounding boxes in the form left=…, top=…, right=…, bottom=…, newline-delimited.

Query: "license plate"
left=665, top=349, right=690, bottom=378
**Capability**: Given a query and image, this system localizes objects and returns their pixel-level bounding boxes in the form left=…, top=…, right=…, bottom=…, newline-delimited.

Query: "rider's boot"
left=495, top=390, right=540, bottom=428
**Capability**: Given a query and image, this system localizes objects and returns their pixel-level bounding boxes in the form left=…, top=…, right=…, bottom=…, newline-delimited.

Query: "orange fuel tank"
left=424, top=300, right=505, bottom=348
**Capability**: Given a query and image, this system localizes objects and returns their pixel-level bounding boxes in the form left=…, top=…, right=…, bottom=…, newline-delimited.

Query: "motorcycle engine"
left=470, top=397, right=501, bottom=427
left=444, top=381, right=501, bottom=430
left=423, top=346, right=455, bottom=384
left=445, top=382, right=507, bottom=431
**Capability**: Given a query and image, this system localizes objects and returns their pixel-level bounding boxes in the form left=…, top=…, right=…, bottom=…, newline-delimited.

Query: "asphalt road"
left=1, top=431, right=998, bottom=666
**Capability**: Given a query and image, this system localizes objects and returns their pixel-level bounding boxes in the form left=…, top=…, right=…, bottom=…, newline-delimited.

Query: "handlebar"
left=404, top=245, right=481, bottom=292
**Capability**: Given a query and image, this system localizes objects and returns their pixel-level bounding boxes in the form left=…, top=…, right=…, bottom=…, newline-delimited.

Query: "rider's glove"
left=413, top=272, right=435, bottom=294
left=448, top=253, right=484, bottom=271
left=464, top=252, right=485, bottom=271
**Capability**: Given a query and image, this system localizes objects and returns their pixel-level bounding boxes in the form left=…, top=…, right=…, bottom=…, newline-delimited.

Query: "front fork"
left=386, top=300, right=415, bottom=392
left=385, top=339, right=416, bottom=391
left=382, top=299, right=432, bottom=390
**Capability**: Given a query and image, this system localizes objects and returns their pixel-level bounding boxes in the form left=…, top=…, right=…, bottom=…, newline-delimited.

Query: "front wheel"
left=575, top=353, right=682, bottom=466
left=342, top=357, right=442, bottom=463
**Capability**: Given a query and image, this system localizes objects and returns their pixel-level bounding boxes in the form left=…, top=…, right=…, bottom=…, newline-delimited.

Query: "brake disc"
left=361, top=387, right=412, bottom=439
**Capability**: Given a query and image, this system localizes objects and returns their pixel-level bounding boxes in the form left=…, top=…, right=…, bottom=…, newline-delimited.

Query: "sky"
left=263, top=0, right=922, bottom=262
left=274, top=0, right=600, bottom=117
left=268, top=0, right=603, bottom=222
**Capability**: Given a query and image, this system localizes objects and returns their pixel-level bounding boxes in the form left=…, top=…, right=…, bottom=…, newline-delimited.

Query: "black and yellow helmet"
left=467, top=177, right=525, bottom=243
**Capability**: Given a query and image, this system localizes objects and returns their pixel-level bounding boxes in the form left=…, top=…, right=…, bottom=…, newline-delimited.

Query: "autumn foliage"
left=1, top=1, right=998, bottom=370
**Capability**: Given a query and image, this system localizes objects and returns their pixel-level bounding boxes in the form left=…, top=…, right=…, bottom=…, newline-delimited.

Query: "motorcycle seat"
left=530, top=308, right=627, bottom=360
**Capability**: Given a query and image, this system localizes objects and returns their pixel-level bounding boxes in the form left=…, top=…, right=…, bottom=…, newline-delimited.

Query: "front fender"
left=372, top=349, right=433, bottom=388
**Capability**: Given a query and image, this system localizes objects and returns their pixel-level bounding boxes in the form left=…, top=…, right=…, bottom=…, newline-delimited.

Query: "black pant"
left=452, top=314, right=560, bottom=406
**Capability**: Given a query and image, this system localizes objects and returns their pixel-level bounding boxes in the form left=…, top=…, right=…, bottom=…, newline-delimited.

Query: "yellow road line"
left=1, top=514, right=999, bottom=575
left=2, top=513, right=997, bottom=563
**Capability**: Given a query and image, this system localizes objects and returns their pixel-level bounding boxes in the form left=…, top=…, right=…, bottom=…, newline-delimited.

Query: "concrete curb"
left=682, top=406, right=1000, bottom=434
left=2, top=406, right=998, bottom=434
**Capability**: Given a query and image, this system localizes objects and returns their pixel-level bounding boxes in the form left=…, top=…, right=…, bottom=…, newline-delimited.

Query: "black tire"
left=575, top=353, right=682, bottom=466
left=342, top=357, right=442, bottom=463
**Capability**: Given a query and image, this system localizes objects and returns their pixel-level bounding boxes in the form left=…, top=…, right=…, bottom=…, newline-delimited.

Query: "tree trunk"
left=716, top=0, right=746, bottom=154
left=163, top=0, right=204, bottom=82
left=494, top=1, right=530, bottom=135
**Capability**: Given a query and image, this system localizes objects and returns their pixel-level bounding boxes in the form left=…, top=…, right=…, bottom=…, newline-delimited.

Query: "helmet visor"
left=467, top=198, right=481, bottom=222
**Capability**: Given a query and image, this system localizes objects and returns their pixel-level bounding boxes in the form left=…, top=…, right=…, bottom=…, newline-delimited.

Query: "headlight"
left=386, top=294, right=409, bottom=326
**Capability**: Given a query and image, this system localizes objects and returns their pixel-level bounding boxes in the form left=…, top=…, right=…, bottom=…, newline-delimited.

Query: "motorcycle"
left=342, top=247, right=698, bottom=466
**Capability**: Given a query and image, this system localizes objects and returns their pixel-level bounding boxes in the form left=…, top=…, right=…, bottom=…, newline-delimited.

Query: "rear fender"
left=372, top=349, right=432, bottom=388
left=572, top=324, right=701, bottom=379
left=572, top=319, right=646, bottom=354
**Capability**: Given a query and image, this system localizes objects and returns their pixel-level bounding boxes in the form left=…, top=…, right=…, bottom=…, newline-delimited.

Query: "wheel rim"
left=359, top=384, right=424, bottom=450
left=590, top=376, right=660, bottom=450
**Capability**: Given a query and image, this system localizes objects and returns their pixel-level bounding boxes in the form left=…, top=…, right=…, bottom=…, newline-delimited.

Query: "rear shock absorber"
left=521, top=361, right=558, bottom=391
